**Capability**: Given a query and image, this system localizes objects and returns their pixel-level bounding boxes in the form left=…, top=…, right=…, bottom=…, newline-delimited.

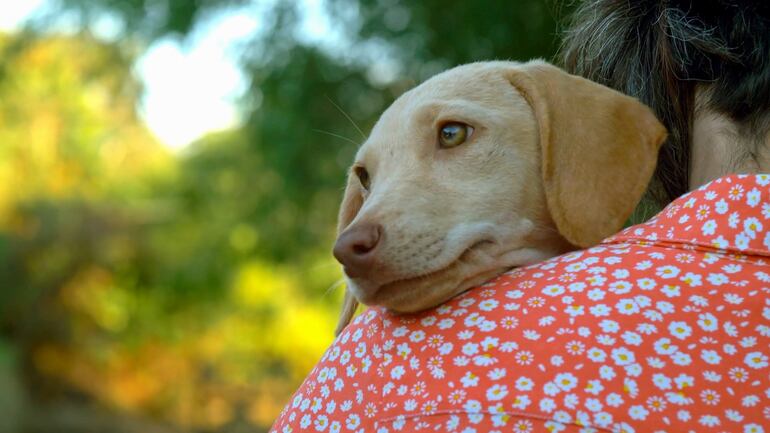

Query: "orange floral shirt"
left=271, top=174, right=770, bottom=433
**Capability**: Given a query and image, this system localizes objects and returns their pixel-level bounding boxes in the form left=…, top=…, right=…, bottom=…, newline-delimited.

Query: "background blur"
left=0, top=1, right=569, bottom=431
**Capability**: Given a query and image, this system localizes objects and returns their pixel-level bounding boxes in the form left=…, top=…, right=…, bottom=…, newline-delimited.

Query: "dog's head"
left=332, top=61, right=666, bottom=334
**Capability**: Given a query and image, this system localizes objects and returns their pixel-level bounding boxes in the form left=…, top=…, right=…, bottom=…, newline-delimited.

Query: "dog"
left=332, top=60, right=666, bottom=335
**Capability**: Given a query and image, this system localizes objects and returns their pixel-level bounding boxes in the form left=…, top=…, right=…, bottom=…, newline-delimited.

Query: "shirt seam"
left=375, top=409, right=616, bottom=432
left=603, top=235, right=770, bottom=259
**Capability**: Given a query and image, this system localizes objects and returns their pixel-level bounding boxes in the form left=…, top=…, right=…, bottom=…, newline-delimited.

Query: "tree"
left=2, top=1, right=570, bottom=431
left=46, top=0, right=569, bottom=264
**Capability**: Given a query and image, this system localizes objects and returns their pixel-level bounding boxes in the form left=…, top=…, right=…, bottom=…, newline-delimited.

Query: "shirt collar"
left=605, top=174, right=770, bottom=256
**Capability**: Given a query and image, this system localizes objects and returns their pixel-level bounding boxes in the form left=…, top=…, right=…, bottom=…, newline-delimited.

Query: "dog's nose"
left=333, top=223, right=383, bottom=278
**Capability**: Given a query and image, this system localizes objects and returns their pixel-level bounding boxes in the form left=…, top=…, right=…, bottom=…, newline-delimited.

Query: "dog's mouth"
left=379, top=239, right=494, bottom=288
left=352, top=239, right=503, bottom=310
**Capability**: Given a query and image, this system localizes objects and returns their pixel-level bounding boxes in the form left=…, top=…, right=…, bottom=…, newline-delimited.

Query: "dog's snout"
left=333, top=223, right=383, bottom=278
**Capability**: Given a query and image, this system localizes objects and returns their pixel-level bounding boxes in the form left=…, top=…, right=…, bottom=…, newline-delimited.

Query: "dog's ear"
left=335, top=289, right=359, bottom=336
left=337, top=170, right=364, bottom=234
left=334, top=171, right=363, bottom=336
left=507, top=61, right=667, bottom=247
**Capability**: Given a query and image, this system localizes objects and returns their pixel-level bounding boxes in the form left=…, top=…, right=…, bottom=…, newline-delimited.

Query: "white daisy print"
left=744, top=352, right=768, bottom=369
left=668, top=321, right=693, bottom=340
left=485, top=384, right=508, bottom=401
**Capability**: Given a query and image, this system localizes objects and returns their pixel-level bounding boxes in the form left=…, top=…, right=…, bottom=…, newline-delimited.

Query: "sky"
left=0, top=1, right=260, bottom=149
left=135, top=12, right=258, bottom=149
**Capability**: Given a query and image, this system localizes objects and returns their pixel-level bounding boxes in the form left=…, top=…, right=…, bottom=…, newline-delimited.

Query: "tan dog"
left=332, top=60, right=666, bottom=335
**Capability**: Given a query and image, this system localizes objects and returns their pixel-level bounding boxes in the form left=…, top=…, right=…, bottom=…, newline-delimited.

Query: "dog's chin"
left=374, top=267, right=508, bottom=313
left=348, top=245, right=556, bottom=313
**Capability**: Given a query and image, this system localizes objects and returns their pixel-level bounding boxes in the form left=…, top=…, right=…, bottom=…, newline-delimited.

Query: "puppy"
left=332, top=60, right=666, bottom=335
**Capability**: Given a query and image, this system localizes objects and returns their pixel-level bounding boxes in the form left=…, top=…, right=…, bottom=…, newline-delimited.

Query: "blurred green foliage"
left=1, top=1, right=568, bottom=431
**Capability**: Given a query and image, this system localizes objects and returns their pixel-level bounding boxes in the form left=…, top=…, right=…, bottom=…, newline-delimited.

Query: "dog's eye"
left=354, top=166, right=370, bottom=190
left=439, top=122, right=473, bottom=148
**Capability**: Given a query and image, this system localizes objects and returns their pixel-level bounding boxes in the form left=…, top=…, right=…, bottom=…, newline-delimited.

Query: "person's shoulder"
left=269, top=309, right=384, bottom=432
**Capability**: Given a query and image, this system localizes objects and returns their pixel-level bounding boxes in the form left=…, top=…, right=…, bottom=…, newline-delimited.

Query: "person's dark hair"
left=561, top=0, right=770, bottom=204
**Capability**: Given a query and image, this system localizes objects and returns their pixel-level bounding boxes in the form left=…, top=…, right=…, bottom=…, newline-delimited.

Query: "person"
left=270, top=1, right=770, bottom=432
left=563, top=0, right=770, bottom=205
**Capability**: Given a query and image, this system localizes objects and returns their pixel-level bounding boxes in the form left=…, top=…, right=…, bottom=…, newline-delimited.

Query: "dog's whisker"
left=313, top=129, right=360, bottom=146
left=326, top=95, right=367, bottom=140
left=323, top=278, right=347, bottom=298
